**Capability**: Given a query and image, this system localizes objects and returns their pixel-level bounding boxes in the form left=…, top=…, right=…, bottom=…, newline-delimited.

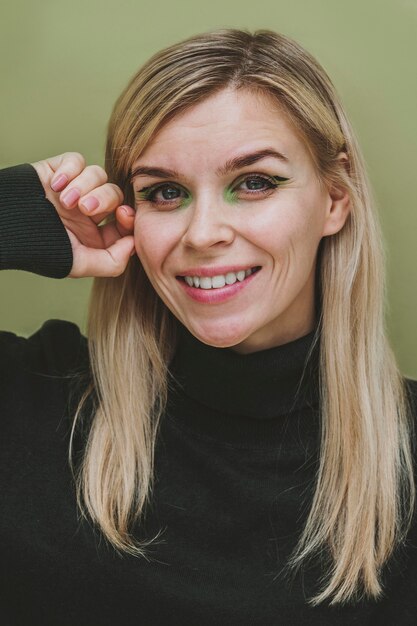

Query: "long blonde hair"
left=68, top=28, right=416, bottom=606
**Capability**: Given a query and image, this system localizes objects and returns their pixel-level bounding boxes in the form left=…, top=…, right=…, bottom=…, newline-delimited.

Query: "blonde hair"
left=68, top=28, right=416, bottom=606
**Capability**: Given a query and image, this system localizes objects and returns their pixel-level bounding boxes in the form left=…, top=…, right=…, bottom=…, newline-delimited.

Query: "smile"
left=176, top=267, right=262, bottom=304
left=180, top=267, right=261, bottom=290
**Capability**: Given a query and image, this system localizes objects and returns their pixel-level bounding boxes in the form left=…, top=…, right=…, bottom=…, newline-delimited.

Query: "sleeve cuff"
left=0, top=163, right=73, bottom=278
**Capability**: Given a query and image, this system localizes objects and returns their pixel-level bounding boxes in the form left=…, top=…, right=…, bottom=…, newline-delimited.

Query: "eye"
left=135, top=183, right=189, bottom=209
left=135, top=173, right=289, bottom=209
left=227, top=173, right=289, bottom=202
left=234, top=174, right=279, bottom=194
left=244, top=178, right=266, bottom=190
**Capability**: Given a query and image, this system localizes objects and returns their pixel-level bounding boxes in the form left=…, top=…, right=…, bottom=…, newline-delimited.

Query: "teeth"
left=183, top=268, right=257, bottom=289
left=212, top=275, right=226, bottom=288
left=200, top=277, right=212, bottom=289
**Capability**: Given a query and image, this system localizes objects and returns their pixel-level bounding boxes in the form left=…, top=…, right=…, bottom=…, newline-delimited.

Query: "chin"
left=187, top=321, right=250, bottom=349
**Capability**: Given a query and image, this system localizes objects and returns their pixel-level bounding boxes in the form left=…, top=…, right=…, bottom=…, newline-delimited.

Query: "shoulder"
left=0, top=319, right=88, bottom=377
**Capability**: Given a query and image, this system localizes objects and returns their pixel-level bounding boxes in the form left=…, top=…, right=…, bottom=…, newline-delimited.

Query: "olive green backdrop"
left=1, top=0, right=416, bottom=377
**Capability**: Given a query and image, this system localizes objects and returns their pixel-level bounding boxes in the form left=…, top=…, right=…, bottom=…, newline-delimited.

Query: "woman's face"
left=131, top=87, right=350, bottom=353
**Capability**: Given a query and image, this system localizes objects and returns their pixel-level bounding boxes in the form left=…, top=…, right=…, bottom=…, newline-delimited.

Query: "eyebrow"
left=129, top=148, right=289, bottom=182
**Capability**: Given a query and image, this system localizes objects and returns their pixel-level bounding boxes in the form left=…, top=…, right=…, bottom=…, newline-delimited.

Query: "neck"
left=169, top=319, right=321, bottom=420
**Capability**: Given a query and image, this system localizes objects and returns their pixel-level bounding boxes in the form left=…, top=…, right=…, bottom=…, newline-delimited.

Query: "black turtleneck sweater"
left=1, top=164, right=417, bottom=626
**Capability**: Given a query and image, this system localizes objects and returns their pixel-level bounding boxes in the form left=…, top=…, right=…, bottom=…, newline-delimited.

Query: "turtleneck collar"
left=168, top=322, right=321, bottom=420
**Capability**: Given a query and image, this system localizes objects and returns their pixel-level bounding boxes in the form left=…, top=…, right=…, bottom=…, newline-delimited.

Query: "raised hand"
left=31, top=152, right=135, bottom=278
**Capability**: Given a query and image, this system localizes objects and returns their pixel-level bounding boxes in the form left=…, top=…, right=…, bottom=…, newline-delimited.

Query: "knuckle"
left=85, top=164, right=108, bottom=183
left=64, top=152, right=86, bottom=169
left=94, top=184, right=123, bottom=207
left=107, top=183, right=124, bottom=202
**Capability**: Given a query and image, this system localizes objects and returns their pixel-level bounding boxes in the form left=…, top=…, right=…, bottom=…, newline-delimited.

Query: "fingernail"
left=80, top=196, right=99, bottom=212
left=61, top=188, right=80, bottom=208
left=51, top=174, right=68, bottom=192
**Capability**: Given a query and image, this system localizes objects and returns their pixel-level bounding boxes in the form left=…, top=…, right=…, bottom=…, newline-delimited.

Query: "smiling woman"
left=1, top=27, right=417, bottom=625
left=127, top=87, right=349, bottom=351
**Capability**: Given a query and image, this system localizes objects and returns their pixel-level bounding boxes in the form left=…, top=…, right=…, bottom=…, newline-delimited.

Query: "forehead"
left=131, top=88, right=311, bottom=173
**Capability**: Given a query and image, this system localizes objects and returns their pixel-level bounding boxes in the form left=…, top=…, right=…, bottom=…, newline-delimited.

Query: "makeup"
left=135, top=174, right=290, bottom=210
left=223, top=174, right=289, bottom=204
left=136, top=183, right=192, bottom=209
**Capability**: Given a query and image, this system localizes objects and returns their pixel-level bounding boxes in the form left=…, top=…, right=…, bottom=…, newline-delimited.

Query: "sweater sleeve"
left=0, top=163, right=73, bottom=278
left=0, top=318, right=88, bottom=378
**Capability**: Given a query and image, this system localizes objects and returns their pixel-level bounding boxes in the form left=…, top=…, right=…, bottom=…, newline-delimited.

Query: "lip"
left=176, top=264, right=257, bottom=278
left=176, top=267, right=261, bottom=304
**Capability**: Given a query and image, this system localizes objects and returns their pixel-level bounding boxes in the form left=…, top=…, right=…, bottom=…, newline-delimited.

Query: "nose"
left=181, top=195, right=235, bottom=251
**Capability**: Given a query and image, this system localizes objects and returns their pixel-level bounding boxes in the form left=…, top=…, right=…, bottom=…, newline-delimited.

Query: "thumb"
left=69, top=236, right=136, bottom=278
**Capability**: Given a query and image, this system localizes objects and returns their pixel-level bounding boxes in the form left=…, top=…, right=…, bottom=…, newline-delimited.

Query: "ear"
left=321, top=152, right=351, bottom=237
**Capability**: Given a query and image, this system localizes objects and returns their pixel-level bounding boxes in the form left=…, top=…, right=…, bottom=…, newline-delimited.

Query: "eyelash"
left=135, top=173, right=288, bottom=208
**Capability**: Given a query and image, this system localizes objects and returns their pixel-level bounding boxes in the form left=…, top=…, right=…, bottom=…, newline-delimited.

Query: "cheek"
left=237, top=209, right=309, bottom=249
left=240, top=197, right=323, bottom=262
left=134, top=213, right=180, bottom=271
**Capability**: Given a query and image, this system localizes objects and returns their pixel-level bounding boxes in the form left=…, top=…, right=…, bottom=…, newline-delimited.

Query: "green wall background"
left=1, top=0, right=416, bottom=377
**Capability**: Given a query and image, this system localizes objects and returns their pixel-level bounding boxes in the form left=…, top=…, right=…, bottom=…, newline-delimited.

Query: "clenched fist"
left=31, top=152, right=135, bottom=278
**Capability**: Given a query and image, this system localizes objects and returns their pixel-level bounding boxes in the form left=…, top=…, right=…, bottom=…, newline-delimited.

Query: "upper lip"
left=177, top=265, right=259, bottom=278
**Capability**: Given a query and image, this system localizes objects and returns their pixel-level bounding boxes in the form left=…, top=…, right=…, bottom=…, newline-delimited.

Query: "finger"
left=100, top=221, right=122, bottom=248
left=47, top=152, right=86, bottom=191
left=115, top=205, right=135, bottom=236
left=73, top=182, right=124, bottom=220
left=59, top=165, right=109, bottom=209
left=69, top=235, right=135, bottom=278
left=100, top=210, right=135, bottom=248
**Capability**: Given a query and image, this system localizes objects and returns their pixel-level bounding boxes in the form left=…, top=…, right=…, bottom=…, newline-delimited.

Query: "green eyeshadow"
left=136, top=174, right=290, bottom=208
